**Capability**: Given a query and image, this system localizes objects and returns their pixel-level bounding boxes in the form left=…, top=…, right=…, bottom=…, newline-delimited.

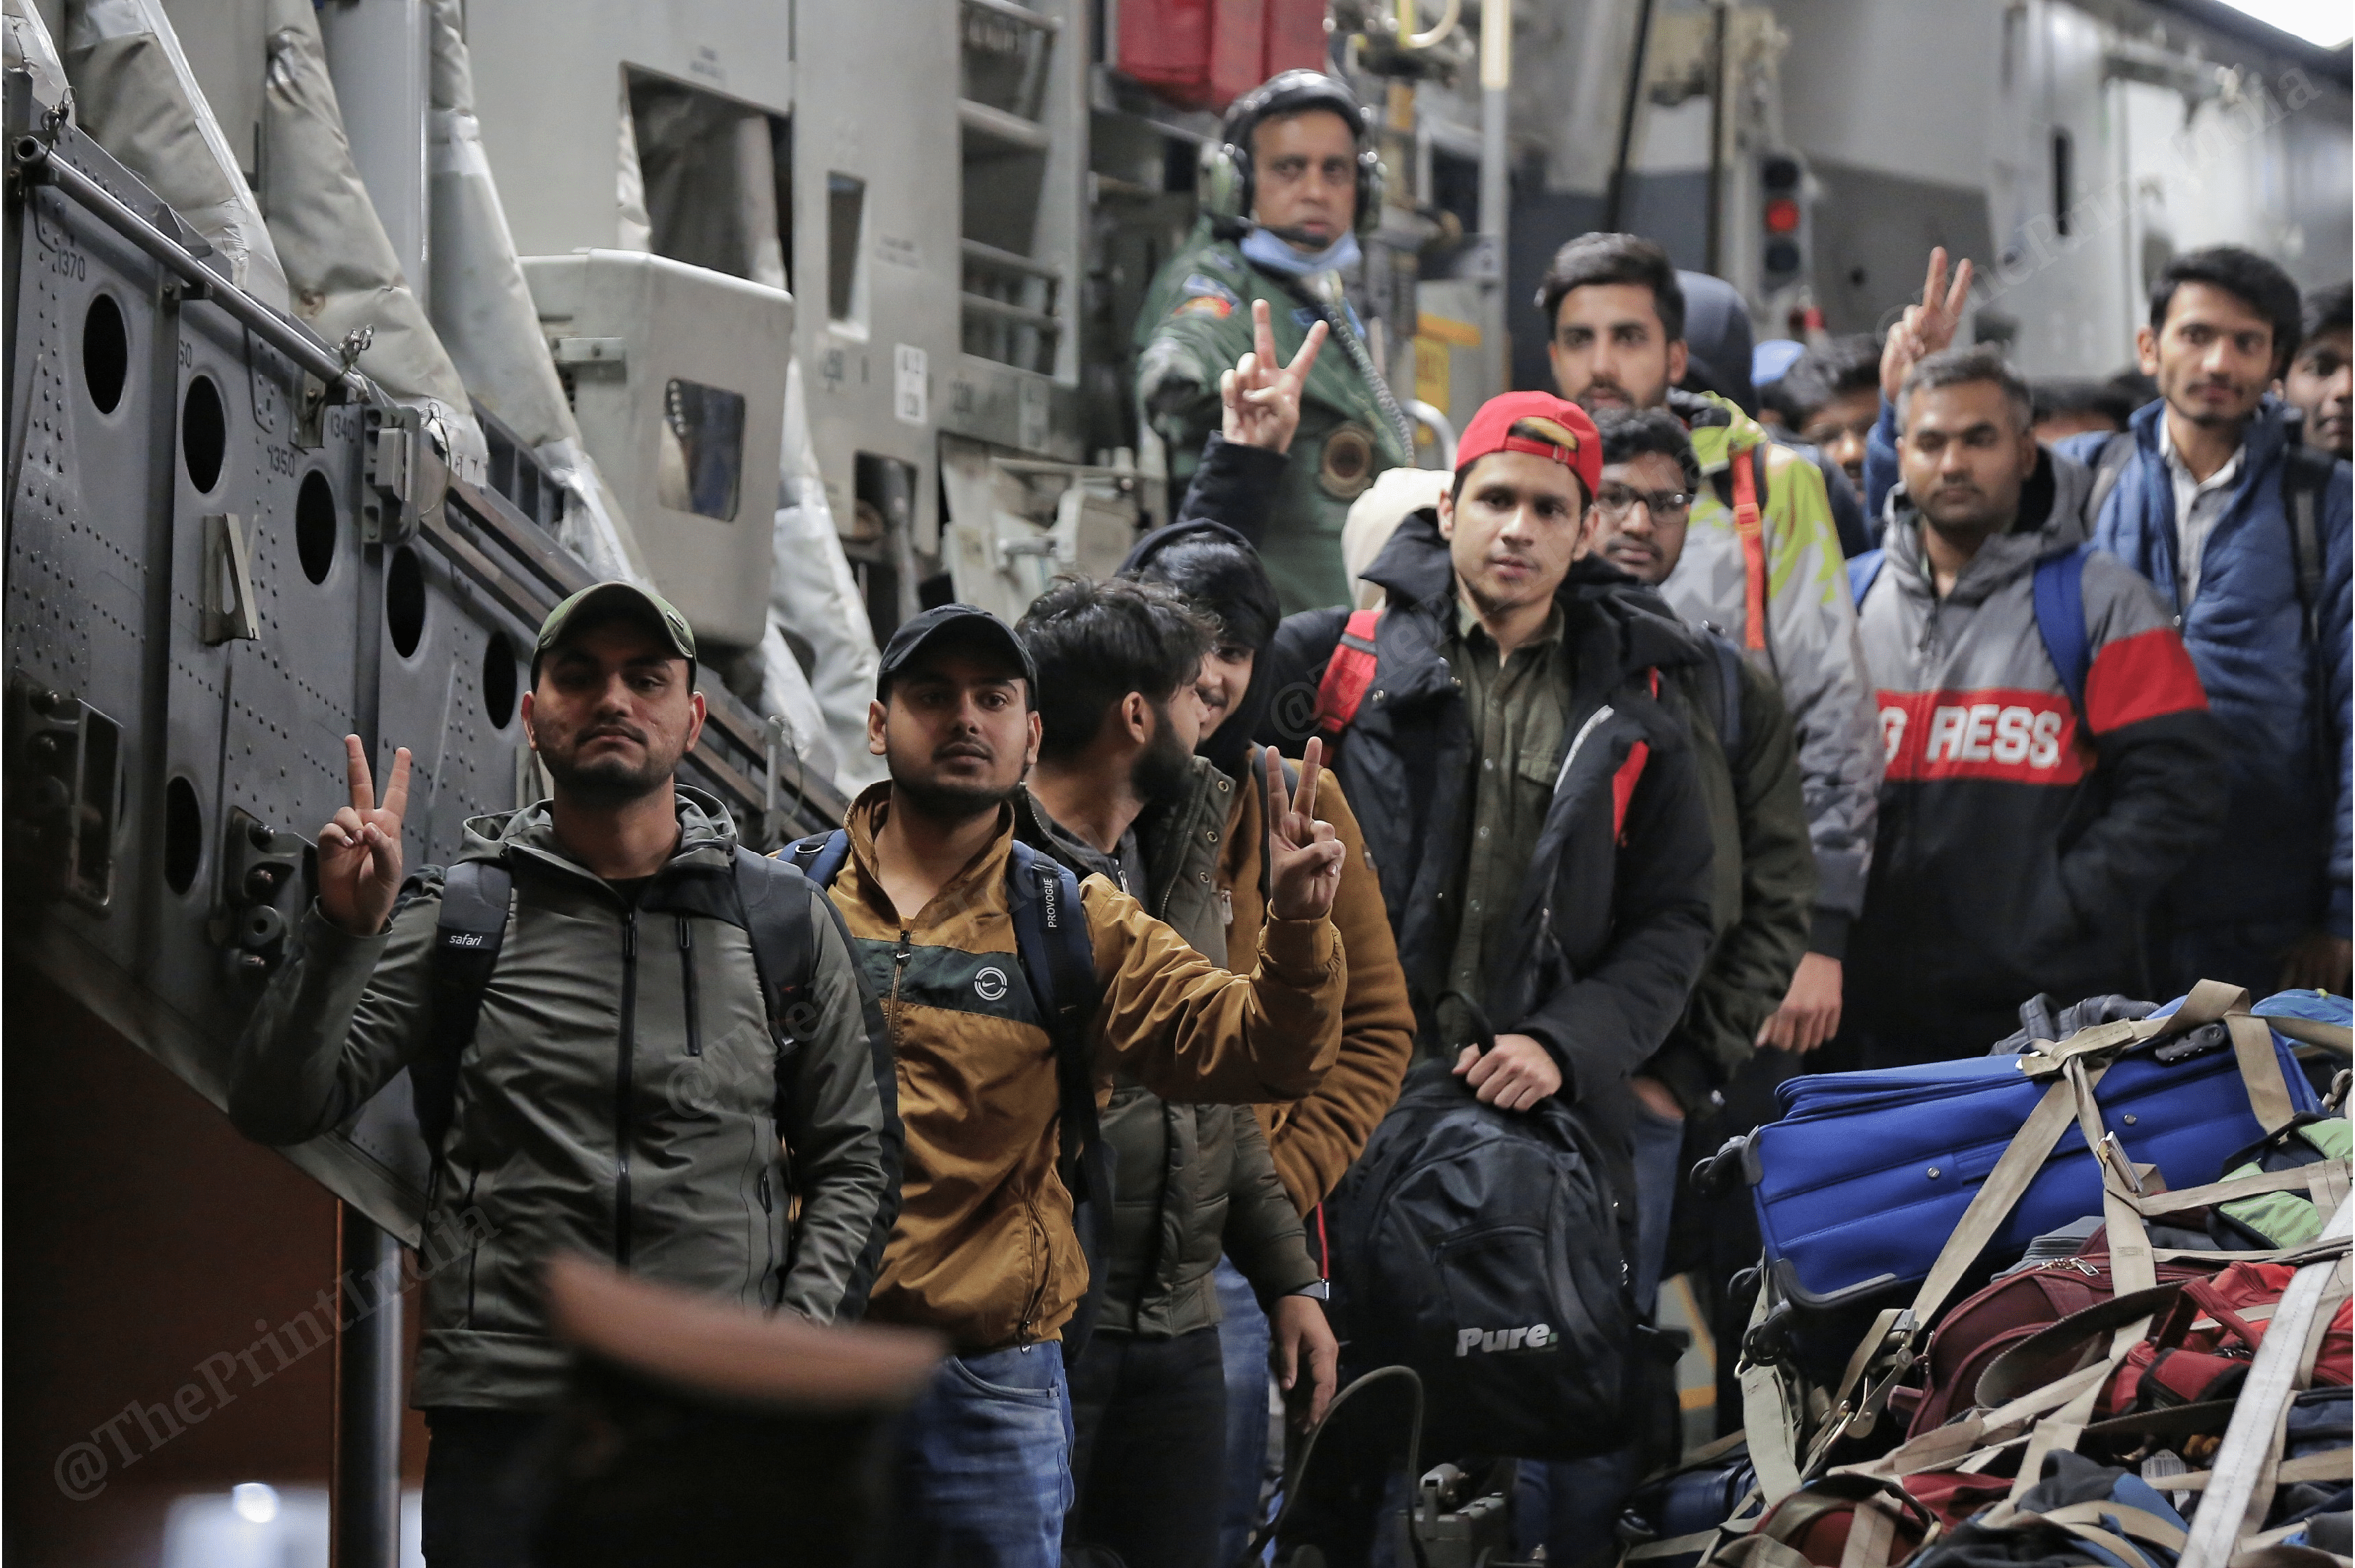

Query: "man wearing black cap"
left=811, top=603, right=1352, bottom=1567
left=230, top=581, right=902, bottom=1567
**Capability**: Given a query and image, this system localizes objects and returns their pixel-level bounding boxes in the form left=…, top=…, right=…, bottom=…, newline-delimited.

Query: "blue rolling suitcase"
left=1742, top=989, right=2335, bottom=1310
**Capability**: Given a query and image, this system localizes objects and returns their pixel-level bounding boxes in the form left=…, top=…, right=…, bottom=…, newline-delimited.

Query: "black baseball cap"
left=875, top=604, right=1037, bottom=701
left=533, top=581, right=697, bottom=682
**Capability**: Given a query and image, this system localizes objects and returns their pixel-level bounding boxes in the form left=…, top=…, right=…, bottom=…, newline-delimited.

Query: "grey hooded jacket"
left=228, top=787, right=900, bottom=1408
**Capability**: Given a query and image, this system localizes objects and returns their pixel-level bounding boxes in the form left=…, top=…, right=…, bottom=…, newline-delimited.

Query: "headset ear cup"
left=1355, top=148, right=1385, bottom=236
left=1199, top=140, right=1249, bottom=227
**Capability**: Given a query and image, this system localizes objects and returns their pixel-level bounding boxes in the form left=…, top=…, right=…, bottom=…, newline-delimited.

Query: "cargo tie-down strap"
left=1714, top=979, right=2336, bottom=1554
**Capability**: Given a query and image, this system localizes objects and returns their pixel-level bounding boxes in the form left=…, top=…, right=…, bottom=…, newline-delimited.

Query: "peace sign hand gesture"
left=318, top=734, right=412, bottom=937
left=1221, top=298, right=1329, bottom=457
left=1879, top=246, right=1976, bottom=405
left=1264, top=737, right=1346, bottom=922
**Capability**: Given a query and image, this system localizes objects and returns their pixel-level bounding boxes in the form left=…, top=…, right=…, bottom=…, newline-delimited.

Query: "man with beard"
left=2057, top=249, right=2352, bottom=998
left=1014, top=576, right=1343, bottom=1568
left=1850, top=348, right=2227, bottom=1063
left=816, top=603, right=1350, bottom=1567
left=1113, top=313, right=1418, bottom=1561
left=229, top=583, right=902, bottom=1567
left=1538, top=232, right=1879, bottom=1068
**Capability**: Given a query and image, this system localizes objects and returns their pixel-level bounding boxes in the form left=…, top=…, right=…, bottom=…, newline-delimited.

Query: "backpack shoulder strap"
left=2086, top=429, right=2136, bottom=526
left=787, top=828, right=852, bottom=890
left=1732, top=445, right=1770, bottom=653
left=730, top=847, right=818, bottom=1039
left=1846, top=547, right=1885, bottom=609
left=416, top=858, right=513, bottom=1162
left=1312, top=607, right=1383, bottom=743
left=1711, top=636, right=1746, bottom=762
left=1005, top=841, right=1102, bottom=1167
left=2032, top=546, right=2095, bottom=721
left=2282, top=444, right=2332, bottom=647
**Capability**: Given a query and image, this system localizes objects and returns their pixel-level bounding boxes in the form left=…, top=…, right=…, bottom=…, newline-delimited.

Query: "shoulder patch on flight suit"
left=1181, top=273, right=1241, bottom=304
left=1172, top=293, right=1235, bottom=321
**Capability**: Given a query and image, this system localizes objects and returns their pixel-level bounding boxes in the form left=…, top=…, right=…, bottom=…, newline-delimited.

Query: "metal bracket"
left=361, top=403, right=450, bottom=545
left=201, top=513, right=262, bottom=645
left=4, top=680, right=122, bottom=912
left=209, top=809, right=311, bottom=979
left=552, top=337, right=627, bottom=368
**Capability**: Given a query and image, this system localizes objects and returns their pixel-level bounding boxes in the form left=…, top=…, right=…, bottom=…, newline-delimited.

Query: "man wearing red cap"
left=1218, top=388, right=1717, bottom=1554
left=1264, top=390, right=1712, bottom=1114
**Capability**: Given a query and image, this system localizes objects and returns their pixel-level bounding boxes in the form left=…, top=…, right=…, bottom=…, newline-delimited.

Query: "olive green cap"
left=532, top=581, right=697, bottom=681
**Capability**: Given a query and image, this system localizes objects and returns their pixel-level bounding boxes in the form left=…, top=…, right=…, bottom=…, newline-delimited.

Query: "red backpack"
left=2104, top=1259, right=2354, bottom=1415
left=1901, top=1251, right=2220, bottom=1438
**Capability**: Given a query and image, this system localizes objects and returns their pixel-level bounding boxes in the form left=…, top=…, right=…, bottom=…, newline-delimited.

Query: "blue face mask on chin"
left=1240, top=225, right=1363, bottom=279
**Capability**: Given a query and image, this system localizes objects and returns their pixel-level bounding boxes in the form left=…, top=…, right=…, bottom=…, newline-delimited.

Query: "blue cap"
left=1753, top=339, right=1807, bottom=385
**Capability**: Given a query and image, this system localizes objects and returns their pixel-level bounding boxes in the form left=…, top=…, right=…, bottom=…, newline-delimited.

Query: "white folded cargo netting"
left=421, top=0, right=645, bottom=584
left=768, top=356, right=884, bottom=792
left=258, top=0, right=482, bottom=482
left=60, top=0, right=288, bottom=309
left=5, top=0, right=69, bottom=118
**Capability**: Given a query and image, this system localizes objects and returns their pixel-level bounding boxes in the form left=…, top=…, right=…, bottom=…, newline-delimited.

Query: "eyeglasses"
left=1594, top=484, right=1693, bottom=520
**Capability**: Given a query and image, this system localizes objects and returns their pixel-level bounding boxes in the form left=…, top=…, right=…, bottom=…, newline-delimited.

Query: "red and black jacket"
left=1848, top=451, right=2229, bottom=1063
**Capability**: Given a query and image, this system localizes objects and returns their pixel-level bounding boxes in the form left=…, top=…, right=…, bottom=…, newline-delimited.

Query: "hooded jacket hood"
left=458, top=783, right=741, bottom=875
left=1121, top=516, right=1282, bottom=778
left=1882, top=446, right=2094, bottom=605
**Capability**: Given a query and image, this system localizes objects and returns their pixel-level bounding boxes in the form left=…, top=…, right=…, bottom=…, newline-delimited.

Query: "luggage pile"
left=1627, top=983, right=2352, bottom=1568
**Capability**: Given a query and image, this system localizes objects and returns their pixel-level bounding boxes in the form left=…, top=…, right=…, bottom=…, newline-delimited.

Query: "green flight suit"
left=1134, top=223, right=1411, bottom=613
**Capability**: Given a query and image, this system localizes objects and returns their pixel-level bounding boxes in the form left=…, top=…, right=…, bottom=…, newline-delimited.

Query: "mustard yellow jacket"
left=822, top=785, right=1346, bottom=1349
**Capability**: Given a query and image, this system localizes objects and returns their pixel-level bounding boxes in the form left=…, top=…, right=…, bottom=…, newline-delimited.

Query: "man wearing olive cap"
left=229, top=581, right=901, bottom=1567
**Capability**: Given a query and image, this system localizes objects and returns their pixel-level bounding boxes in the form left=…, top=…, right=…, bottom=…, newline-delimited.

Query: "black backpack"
left=788, top=829, right=1117, bottom=1358
left=1328, top=1058, right=1640, bottom=1461
left=411, top=845, right=829, bottom=1174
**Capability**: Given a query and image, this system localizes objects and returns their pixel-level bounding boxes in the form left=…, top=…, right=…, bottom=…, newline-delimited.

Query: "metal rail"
left=957, top=98, right=1051, bottom=153
left=11, top=135, right=365, bottom=399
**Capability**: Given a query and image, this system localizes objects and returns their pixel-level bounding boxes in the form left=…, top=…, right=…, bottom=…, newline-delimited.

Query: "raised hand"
left=1264, top=737, right=1345, bottom=921
left=318, top=734, right=412, bottom=937
left=1879, top=246, right=1976, bottom=405
left=1221, top=298, right=1328, bottom=456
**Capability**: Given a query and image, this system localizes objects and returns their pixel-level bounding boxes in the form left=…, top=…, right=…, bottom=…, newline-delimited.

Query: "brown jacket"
left=823, top=785, right=1346, bottom=1350
left=1220, top=749, right=1416, bottom=1213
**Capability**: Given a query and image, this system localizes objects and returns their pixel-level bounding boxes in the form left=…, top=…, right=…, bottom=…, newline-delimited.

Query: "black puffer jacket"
left=1262, top=515, right=1717, bottom=1130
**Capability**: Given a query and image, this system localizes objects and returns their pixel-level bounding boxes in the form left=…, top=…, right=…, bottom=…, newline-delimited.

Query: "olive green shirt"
left=1133, top=223, right=1412, bottom=613
left=1431, top=600, right=1574, bottom=1059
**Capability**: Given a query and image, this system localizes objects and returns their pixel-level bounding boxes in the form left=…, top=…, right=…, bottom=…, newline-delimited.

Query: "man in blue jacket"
left=2059, top=249, right=2352, bottom=998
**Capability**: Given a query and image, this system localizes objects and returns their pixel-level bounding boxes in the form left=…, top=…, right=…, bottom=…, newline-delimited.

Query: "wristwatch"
left=1291, top=1279, right=1332, bottom=1302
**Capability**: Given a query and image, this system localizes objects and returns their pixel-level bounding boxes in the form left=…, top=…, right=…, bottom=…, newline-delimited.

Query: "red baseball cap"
left=1453, top=392, right=1601, bottom=502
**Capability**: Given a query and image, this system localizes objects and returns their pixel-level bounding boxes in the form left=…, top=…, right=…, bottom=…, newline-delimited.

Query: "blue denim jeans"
left=882, top=1341, right=1074, bottom=1568
left=1526, top=1100, right=1690, bottom=1565
left=1215, top=1255, right=1276, bottom=1563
